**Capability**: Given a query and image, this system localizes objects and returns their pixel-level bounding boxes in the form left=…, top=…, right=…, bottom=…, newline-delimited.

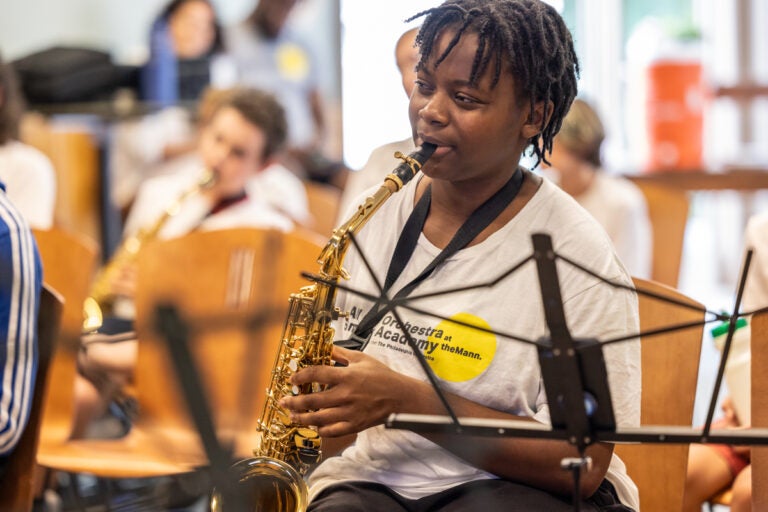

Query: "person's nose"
left=209, top=142, right=230, bottom=169
left=419, top=92, right=449, bottom=126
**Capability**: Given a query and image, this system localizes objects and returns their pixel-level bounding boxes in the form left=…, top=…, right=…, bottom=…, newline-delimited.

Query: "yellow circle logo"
left=427, top=313, right=496, bottom=382
left=276, top=43, right=310, bottom=82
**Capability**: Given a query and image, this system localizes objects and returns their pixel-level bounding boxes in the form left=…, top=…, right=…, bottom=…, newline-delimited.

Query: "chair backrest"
left=22, top=115, right=103, bottom=244
left=632, top=181, right=690, bottom=288
left=751, top=310, right=768, bottom=509
left=0, top=285, right=63, bottom=511
left=133, top=227, right=324, bottom=460
left=614, top=277, right=704, bottom=512
left=303, top=181, right=341, bottom=238
left=32, top=228, right=99, bottom=445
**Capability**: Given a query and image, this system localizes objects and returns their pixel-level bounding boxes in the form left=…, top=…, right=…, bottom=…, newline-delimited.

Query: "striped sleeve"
left=0, top=191, right=42, bottom=457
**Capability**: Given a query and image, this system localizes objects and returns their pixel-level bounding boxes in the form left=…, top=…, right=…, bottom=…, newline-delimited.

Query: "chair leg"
left=58, top=472, right=113, bottom=512
left=33, top=488, right=63, bottom=512
left=60, top=472, right=89, bottom=512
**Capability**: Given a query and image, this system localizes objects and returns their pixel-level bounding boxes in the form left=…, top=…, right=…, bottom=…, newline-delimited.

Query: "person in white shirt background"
left=545, top=97, right=652, bottom=279
left=338, top=26, right=419, bottom=216
left=71, top=87, right=305, bottom=441
left=0, top=54, right=55, bottom=230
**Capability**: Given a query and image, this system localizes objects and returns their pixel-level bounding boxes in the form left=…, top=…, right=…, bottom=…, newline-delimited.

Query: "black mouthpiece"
left=391, top=142, right=438, bottom=186
left=416, top=142, right=438, bottom=161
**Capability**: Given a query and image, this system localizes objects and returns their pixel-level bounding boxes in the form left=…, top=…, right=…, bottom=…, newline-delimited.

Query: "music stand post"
left=531, top=233, right=616, bottom=511
left=154, top=304, right=247, bottom=512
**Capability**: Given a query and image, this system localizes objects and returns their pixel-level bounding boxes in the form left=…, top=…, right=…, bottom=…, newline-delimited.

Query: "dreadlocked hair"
left=408, top=0, right=579, bottom=167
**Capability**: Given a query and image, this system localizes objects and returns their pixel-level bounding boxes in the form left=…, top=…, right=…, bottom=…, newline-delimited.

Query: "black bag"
left=12, top=46, right=137, bottom=104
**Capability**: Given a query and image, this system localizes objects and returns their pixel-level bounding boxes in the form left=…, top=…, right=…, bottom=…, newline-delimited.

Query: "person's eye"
left=414, top=79, right=433, bottom=94
left=455, top=93, right=479, bottom=105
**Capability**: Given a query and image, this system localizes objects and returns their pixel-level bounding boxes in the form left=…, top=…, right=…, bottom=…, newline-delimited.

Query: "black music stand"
left=384, top=233, right=768, bottom=512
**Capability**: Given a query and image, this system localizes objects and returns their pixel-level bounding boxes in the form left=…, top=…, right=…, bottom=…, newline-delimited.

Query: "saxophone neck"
left=317, top=183, right=396, bottom=278
left=315, top=144, right=436, bottom=278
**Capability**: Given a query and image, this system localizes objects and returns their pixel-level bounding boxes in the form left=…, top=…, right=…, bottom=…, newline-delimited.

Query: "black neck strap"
left=342, top=168, right=525, bottom=350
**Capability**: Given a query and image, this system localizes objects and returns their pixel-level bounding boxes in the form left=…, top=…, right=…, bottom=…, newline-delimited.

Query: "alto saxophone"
left=211, top=143, right=436, bottom=512
left=82, top=170, right=216, bottom=332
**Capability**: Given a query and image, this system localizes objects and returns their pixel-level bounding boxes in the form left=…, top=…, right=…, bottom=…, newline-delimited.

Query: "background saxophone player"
left=71, top=87, right=308, bottom=441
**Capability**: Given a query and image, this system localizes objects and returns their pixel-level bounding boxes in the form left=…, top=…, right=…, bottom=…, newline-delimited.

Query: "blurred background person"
left=683, top=397, right=751, bottom=512
left=546, top=98, right=652, bottom=279
left=73, top=87, right=302, bottom=441
left=0, top=54, right=55, bottom=230
left=140, top=0, right=226, bottom=106
left=110, top=0, right=234, bottom=215
left=338, top=26, right=419, bottom=215
left=226, top=0, right=347, bottom=188
left=682, top=209, right=768, bottom=512
left=122, top=86, right=309, bottom=239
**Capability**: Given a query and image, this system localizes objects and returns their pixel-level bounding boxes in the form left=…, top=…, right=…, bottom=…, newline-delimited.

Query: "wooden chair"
left=632, top=182, right=690, bottom=288
left=751, top=310, right=768, bottom=509
left=22, top=115, right=103, bottom=246
left=36, top=227, right=324, bottom=482
left=614, top=277, right=704, bottom=512
left=0, top=285, right=64, bottom=511
left=303, top=181, right=341, bottom=237
left=31, top=228, right=99, bottom=448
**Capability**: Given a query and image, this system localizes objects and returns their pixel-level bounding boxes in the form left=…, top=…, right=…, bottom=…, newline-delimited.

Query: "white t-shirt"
left=0, top=141, right=56, bottom=229
left=572, top=173, right=652, bottom=280
left=123, top=160, right=308, bottom=239
left=308, top=176, right=641, bottom=509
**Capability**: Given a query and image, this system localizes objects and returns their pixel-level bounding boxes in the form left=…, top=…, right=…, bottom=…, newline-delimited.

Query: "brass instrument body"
left=82, top=171, right=215, bottom=332
left=212, top=144, right=436, bottom=512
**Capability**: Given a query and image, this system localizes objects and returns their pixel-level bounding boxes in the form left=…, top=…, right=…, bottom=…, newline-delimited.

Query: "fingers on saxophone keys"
left=290, top=364, right=339, bottom=387
left=280, top=392, right=316, bottom=414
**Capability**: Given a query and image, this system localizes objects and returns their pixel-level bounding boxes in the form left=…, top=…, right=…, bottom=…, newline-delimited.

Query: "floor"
left=36, top=471, right=209, bottom=512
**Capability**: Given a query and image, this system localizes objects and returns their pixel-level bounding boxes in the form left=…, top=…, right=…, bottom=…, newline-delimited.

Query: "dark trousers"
left=309, top=478, right=635, bottom=512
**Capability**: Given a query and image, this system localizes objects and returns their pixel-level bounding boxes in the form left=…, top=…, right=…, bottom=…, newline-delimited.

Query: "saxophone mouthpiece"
left=390, top=142, right=438, bottom=188
left=200, top=169, right=217, bottom=189
left=413, top=142, right=437, bottom=166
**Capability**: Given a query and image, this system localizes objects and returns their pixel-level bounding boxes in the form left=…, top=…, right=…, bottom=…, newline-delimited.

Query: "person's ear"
left=521, top=99, right=554, bottom=140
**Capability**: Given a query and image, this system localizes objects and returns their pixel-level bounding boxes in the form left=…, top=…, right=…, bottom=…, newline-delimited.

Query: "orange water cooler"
left=644, top=59, right=704, bottom=172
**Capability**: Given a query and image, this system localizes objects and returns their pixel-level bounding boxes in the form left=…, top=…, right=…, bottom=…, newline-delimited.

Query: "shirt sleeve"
left=0, top=200, right=42, bottom=456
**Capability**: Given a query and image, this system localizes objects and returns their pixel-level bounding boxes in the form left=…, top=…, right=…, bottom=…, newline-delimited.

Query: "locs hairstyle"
left=408, top=0, right=580, bottom=167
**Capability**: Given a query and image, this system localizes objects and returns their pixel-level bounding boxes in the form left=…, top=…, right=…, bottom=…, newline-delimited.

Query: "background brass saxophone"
left=82, top=170, right=216, bottom=333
